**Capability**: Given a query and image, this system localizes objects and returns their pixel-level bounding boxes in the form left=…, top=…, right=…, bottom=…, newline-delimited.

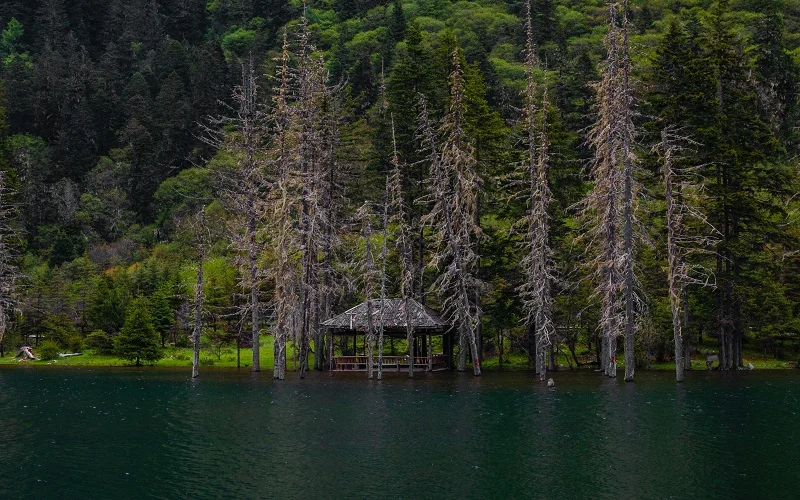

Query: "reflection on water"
left=0, top=367, right=797, bottom=499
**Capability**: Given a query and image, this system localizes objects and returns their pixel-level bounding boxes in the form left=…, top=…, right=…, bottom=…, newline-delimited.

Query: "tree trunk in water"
left=366, top=299, right=375, bottom=379
left=328, top=331, right=334, bottom=372
left=600, top=335, right=608, bottom=373
left=426, top=335, right=433, bottom=372
left=407, top=327, right=414, bottom=378
left=468, top=319, right=482, bottom=376
left=192, top=212, right=206, bottom=379
left=274, top=330, right=286, bottom=380
left=674, top=318, right=684, bottom=383
left=621, top=18, right=635, bottom=383
left=250, top=260, right=260, bottom=372
left=606, top=337, right=617, bottom=378
left=377, top=326, right=384, bottom=380
left=535, top=338, right=545, bottom=381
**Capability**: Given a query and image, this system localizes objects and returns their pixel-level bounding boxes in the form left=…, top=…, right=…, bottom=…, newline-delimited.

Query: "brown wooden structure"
left=321, top=298, right=453, bottom=372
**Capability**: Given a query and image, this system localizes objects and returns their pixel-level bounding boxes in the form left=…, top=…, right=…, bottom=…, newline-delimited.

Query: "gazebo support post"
left=427, top=335, right=433, bottom=371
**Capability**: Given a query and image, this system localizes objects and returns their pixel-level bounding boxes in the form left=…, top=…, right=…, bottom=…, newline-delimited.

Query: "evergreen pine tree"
left=114, top=297, right=162, bottom=366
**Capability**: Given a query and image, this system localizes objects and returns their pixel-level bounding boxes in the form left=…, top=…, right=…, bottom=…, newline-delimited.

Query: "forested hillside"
left=0, top=0, right=798, bottom=373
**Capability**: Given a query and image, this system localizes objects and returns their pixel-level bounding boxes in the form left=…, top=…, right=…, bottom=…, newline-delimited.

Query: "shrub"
left=86, top=331, right=114, bottom=354
left=66, top=335, right=84, bottom=353
left=41, top=315, right=79, bottom=348
left=174, top=334, right=191, bottom=348
left=37, top=341, right=61, bottom=361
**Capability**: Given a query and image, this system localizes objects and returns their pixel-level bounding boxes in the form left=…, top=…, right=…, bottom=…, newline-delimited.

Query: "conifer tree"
left=701, top=0, right=787, bottom=369
left=115, top=297, right=162, bottom=367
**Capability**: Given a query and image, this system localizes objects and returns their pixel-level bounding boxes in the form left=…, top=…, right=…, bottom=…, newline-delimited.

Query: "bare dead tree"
left=377, top=184, right=390, bottom=380
left=512, top=0, right=556, bottom=381
left=356, top=202, right=378, bottom=379
left=317, top=80, right=346, bottom=372
left=388, top=116, right=415, bottom=377
left=578, top=2, right=642, bottom=379
left=422, top=50, right=483, bottom=376
left=191, top=206, right=209, bottom=378
left=655, top=128, right=718, bottom=382
left=0, top=171, right=20, bottom=358
left=618, top=2, right=638, bottom=382
left=264, top=18, right=344, bottom=379
left=413, top=96, right=439, bottom=374
left=269, top=31, right=300, bottom=380
left=199, top=54, right=268, bottom=373
left=292, top=16, right=343, bottom=378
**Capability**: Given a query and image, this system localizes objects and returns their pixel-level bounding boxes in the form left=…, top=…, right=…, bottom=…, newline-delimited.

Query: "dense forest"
left=0, top=0, right=799, bottom=379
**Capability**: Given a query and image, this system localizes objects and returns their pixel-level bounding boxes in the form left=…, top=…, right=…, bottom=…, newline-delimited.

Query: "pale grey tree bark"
left=421, top=51, right=483, bottom=376
left=191, top=208, right=207, bottom=379
left=656, top=129, right=718, bottom=382
left=357, top=202, right=378, bottom=379
left=513, top=0, right=555, bottom=381
left=270, top=32, right=296, bottom=380
left=578, top=2, right=640, bottom=379
left=199, top=55, right=268, bottom=373
left=388, top=116, right=416, bottom=377
left=0, top=171, right=21, bottom=359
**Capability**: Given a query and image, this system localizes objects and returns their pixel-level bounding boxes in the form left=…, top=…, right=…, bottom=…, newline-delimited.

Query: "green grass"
left=478, top=337, right=798, bottom=371
left=2, top=336, right=796, bottom=370
left=0, top=336, right=316, bottom=369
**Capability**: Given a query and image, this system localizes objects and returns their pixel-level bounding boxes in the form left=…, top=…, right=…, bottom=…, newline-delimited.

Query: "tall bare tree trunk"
left=516, top=0, right=555, bottom=382
left=0, top=171, right=20, bottom=359
left=665, top=149, right=684, bottom=382
left=357, top=202, right=379, bottom=379
left=420, top=52, right=483, bottom=377
left=579, top=3, right=643, bottom=379
left=656, top=129, right=718, bottom=382
left=619, top=4, right=637, bottom=382
left=192, top=259, right=204, bottom=378
left=249, top=204, right=260, bottom=372
left=192, top=209, right=206, bottom=379
left=377, top=179, right=390, bottom=380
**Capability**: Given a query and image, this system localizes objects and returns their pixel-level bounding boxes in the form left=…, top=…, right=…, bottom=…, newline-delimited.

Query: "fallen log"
left=16, top=346, right=37, bottom=360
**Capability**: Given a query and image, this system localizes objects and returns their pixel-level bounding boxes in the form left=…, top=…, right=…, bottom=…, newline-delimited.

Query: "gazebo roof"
left=322, top=298, right=449, bottom=332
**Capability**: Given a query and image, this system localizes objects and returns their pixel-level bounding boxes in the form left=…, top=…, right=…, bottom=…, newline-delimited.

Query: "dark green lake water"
left=0, top=367, right=797, bottom=499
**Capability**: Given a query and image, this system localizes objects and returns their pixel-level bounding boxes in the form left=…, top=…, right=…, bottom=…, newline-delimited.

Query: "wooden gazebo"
left=321, top=298, right=453, bottom=372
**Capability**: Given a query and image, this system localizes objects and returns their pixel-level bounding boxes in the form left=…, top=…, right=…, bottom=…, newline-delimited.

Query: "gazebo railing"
left=332, top=355, right=448, bottom=372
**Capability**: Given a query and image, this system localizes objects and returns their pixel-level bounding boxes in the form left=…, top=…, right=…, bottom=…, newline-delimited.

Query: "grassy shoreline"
left=1, top=345, right=795, bottom=370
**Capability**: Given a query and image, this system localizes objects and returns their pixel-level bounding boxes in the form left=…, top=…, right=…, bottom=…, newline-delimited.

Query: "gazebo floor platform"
left=332, top=355, right=449, bottom=372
